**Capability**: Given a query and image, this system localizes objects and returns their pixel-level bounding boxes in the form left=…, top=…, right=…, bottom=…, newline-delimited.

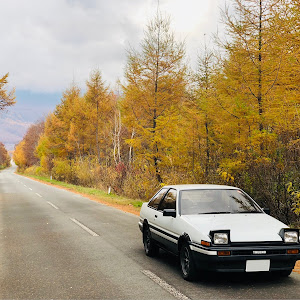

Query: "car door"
left=146, top=188, right=169, bottom=242
left=153, top=188, right=179, bottom=253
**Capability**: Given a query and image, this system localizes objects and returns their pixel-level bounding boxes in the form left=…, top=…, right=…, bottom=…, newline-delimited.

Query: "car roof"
left=162, top=184, right=240, bottom=191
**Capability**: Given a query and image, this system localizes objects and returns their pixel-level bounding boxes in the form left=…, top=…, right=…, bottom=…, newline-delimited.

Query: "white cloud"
left=0, top=0, right=224, bottom=93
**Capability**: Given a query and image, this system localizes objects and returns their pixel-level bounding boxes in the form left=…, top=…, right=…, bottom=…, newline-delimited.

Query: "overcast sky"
left=1, top=0, right=225, bottom=95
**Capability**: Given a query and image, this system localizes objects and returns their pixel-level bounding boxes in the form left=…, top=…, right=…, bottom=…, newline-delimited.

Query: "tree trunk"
left=258, top=0, right=263, bottom=132
left=205, top=118, right=210, bottom=178
left=96, top=101, right=100, bottom=163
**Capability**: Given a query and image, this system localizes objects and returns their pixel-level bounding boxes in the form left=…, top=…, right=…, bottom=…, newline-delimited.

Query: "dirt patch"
left=81, top=193, right=140, bottom=216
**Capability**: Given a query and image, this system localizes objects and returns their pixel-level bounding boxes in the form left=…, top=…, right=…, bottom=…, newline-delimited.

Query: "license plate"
left=246, top=260, right=270, bottom=272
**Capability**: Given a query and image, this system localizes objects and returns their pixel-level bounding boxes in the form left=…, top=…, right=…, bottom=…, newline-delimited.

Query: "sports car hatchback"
left=139, top=184, right=300, bottom=280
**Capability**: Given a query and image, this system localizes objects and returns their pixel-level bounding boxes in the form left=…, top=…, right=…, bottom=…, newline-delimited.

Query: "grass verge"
left=18, top=173, right=144, bottom=216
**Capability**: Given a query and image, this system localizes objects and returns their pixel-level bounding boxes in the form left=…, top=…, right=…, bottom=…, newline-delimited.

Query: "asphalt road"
left=0, top=165, right=300, bottom=300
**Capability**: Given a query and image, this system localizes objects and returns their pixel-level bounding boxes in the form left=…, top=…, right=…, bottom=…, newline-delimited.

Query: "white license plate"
left=246, top=260, right=270, bottom=272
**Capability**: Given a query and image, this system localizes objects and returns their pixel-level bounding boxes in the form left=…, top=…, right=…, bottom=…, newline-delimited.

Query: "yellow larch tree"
left=215, top=0, right=300, bottom=223
left=85, top=70, right=114, bottom=165
left=0, top=142, right=10, bottom=169
left=121, top=12, right=187, bottom=184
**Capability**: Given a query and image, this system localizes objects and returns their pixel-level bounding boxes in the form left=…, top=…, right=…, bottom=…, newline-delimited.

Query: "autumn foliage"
left=0, top=73, right=15, bottom=111
left=13, top=121, right=44, bottom=171
left=0, top=142, right=10, bottom=169
left=14, top=1, right=300, bottom=224
left=0, top=72, right=14, bottom=169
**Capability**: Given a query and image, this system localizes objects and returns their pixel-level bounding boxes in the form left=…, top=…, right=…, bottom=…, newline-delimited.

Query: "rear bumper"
left=190, top=243, right=300, bottom=272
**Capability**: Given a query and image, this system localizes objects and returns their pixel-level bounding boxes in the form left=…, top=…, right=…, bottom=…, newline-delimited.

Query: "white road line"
left=47, top=201, right=59, bottom=210
left=24, top=184, right=27, bottom=187
left=142, top=270, right=191, bottom=300
left=70, top=218, right=99, bottom=237
left=35, top=193, right=42, bottom=197
left=29, top=188, right=33, bottom=191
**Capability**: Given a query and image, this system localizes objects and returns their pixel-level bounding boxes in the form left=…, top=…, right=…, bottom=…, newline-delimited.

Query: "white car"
left=138, top=184, right=300, bottom=280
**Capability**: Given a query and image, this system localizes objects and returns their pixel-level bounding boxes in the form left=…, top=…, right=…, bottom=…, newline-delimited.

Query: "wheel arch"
left=178, top=233, right=191, bottom=252
left=142, top=219, right=149, bottom=232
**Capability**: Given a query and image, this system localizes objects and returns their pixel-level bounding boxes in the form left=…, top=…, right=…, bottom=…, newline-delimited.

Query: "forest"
left=13, top=0, right=300, bottom=225
left=0, top=72, right=15, bottom=169
left=0, top=142, right=10, bottom=170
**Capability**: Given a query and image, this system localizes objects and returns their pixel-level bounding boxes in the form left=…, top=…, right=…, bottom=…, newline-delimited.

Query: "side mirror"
left=163, top=209, right=176, bottom=218
left=262, top=208, right=270, bottom=215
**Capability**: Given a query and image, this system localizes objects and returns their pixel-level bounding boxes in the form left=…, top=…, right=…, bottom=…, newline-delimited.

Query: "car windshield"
left=180, top=189, right=262, bottom=215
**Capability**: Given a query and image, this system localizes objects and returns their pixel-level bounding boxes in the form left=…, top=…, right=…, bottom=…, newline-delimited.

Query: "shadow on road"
left=153, top=249, right=298, bottom=286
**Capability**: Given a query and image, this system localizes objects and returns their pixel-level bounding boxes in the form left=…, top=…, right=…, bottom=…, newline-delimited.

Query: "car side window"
left=159, top=189, right=177, bottom=211
left=148, top=188, right=168, bottom=210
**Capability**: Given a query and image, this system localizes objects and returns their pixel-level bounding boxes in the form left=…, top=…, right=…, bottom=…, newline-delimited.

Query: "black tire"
left=143, top=225, right=159, bottom=257
left=180, top=242, right=197, bottom=281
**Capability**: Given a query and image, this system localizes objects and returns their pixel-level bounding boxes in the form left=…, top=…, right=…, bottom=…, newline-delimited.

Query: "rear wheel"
left=180, top=242, right=197, bottom=281
left=143, top=225, right=159, bottom=257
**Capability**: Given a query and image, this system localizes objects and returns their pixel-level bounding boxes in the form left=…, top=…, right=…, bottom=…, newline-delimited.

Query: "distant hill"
left=0, top=111, right=32, bottom=151
left=0, top=90, right=61, bottom=151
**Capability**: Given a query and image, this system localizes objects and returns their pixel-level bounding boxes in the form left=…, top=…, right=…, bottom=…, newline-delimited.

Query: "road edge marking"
left=70, top=218, right=99, bottom=237
left=35, top=193, right=42, bottom=197
left=142, top=270, right=191, bottom=300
